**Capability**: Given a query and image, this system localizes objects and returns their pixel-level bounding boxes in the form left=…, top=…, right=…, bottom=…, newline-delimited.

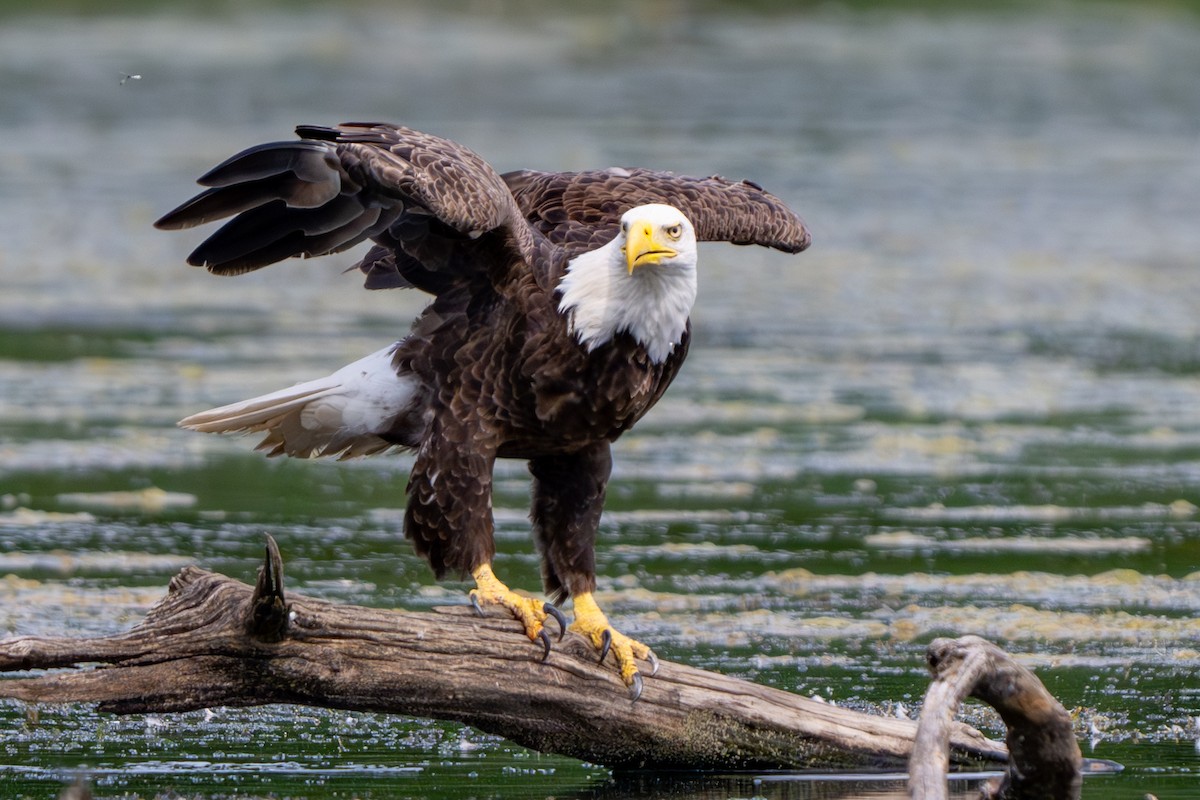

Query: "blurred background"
left=1, top=1, right=1199, bottom=797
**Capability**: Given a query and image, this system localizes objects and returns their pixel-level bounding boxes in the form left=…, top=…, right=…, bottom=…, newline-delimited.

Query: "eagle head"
left=558, top=203, right=698, bottom=364
left=619, top=203, right=697, bottom=275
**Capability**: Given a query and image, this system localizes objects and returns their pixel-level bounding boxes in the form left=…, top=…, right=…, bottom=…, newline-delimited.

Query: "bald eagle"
left=156, top=122, right=810, bottom=699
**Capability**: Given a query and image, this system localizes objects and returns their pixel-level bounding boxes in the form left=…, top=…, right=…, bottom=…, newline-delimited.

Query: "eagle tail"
left=179, top=344, right=424, bottom=460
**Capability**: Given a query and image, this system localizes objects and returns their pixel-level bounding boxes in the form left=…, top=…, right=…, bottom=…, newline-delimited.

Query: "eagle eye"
left=665, top=223, right=683, bottom=240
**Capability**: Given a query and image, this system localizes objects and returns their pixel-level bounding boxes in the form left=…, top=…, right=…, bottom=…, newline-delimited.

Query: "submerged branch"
left=909, top=635, right=1083, bottom=800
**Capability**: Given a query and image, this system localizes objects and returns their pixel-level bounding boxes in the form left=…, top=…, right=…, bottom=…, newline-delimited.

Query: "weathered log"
left=909, top=635, right=1082, bottom=800
left=0, top=537, right=1006, bottom=771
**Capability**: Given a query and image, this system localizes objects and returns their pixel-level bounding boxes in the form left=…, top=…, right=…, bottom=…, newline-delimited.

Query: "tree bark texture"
left=0, top=538, right=1007, bottom=772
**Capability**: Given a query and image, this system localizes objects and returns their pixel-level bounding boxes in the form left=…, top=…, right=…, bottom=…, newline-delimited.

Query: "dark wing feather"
left=502, top=167, right=811, bottom=260
left=184, top=196, right=379, bottom=275
left=155, top=122, right=538, bottom=282
left=351, top=243, right=415, bottom=290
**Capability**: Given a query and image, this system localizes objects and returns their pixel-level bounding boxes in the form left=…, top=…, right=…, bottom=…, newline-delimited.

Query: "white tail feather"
left=179, top=383, right=337, bottom=433
left=179, top=343, right=424, bottom=459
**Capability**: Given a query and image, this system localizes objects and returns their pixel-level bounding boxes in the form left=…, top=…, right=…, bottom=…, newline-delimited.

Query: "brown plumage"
left=157, top=122, right=809, bottom=694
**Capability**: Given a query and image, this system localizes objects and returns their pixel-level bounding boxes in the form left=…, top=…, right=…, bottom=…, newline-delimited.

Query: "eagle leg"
left=570, top=591, right=658, bottom=701
left=469, top=563, right=565, bottom=661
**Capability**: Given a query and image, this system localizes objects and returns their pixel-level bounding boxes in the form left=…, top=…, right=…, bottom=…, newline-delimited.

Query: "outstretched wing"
left=154, top=122, right=539, bottom=289
left=353, top=165, right=811, bottom=290
left=502, top=167, right=811, bottom=259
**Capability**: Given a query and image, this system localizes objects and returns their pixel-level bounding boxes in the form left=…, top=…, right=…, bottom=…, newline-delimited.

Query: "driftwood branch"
left=0, top=537, right=1006, bottom=772
left=909, top=635, right=1083, bottom=800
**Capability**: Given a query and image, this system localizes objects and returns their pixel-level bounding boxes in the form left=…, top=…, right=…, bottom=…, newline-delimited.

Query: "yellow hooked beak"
left=623, top=220, right=679, bottom=274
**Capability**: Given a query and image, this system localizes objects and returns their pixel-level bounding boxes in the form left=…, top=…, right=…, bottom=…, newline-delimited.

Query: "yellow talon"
left=570, top=591, right=657, bottom=699
left=469, top=564, right=565, bottom=655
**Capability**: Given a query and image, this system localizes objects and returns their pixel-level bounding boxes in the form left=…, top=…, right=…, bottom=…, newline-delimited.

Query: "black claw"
left=537, top=628, right=552, bottom=663
left=628, top=673, right=644, bottom=702
left=469, top=593, right=485, bottom=617
left=598, top=628, right=612, bottom=665
left=646, top=650, right=660, bottom=677
left=543, top=602, right=567, bottom=640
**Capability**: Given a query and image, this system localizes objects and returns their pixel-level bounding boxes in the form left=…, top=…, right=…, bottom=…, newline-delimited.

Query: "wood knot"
left=245, top=534, right=290, bottom=642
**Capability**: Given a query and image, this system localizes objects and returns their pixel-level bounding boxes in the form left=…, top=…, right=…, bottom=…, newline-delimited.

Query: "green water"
left=3, top=1, right=1200, bottom=797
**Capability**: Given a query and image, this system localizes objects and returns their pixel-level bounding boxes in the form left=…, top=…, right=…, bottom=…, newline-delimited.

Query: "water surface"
left=2, top=2, right=1200, bottom=797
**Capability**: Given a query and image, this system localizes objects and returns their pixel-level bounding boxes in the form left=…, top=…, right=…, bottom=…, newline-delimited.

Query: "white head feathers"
left=557, top=203, right=698, bottom=364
